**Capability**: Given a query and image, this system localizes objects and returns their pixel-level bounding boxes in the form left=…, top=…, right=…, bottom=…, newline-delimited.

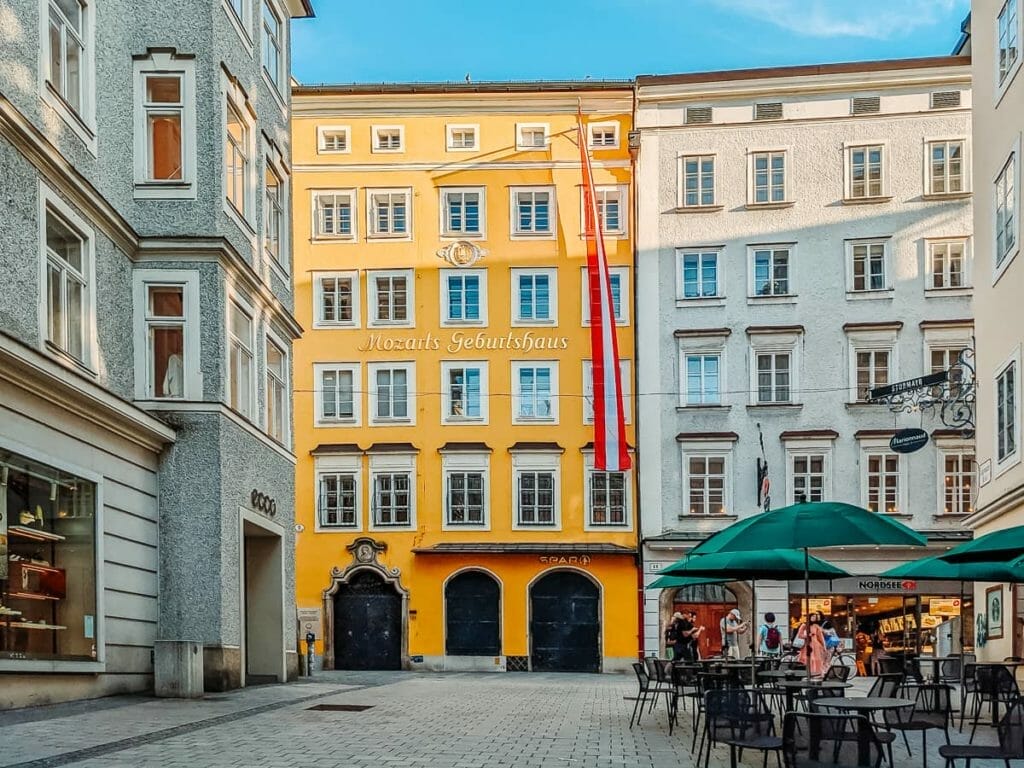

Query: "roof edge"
left=293, top=80, right=634, bottom=97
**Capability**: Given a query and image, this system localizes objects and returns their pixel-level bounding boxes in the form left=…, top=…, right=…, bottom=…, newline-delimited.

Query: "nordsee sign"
left=890, top=428, right=929, bottom=454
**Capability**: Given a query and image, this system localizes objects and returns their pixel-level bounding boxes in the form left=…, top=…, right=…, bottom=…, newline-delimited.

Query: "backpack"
left=764, top=624, right=781, bottom=650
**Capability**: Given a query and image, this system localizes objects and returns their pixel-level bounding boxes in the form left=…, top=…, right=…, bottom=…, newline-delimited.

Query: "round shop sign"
left=890, top=428, right=929, bottom=454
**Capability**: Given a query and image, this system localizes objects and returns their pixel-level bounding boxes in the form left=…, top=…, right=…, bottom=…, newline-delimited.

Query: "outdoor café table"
left=776, top=679, right=851, bottom=713
left=758, top=670, right=803, bottom=682
left=817, top=697, right=915, bottom=765
left=920, top=656, right=958, bottom=683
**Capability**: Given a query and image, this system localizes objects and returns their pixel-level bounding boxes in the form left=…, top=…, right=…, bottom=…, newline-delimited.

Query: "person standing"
left=665, top=612, right=686, bottom=660
left=758, top=612, right=783, bottom=657
left=687, top=611, right=705, bottom=660
left=854, top=624, right=870, bottom=677
left=796, top=611, right=828, bottom=679
left=721, top=608, right=749, bottom=659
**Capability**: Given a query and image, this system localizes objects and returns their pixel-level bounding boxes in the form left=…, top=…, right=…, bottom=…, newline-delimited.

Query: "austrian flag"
left=578, top=114, right=630, bottom=472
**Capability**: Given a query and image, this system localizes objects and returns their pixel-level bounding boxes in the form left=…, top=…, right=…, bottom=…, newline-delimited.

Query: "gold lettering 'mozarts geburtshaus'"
left=357, top=330, right=571, bottom=354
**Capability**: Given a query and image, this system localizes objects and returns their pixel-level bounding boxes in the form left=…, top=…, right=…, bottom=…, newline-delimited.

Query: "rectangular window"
left=998, top=361, right=1018, bottom=463
left=680, top=155, right=715, bottom=207
left=517, top=471, right=555, bottom=525
left=582, top=266, right=628, bottom=325
left=373, top=472, right=411, bottom=526
left=588, top=471, right=627, bottom=525
left=228, top=301, right=254, bottom=419
left=929, top=241, right=967, bottom=289
left=225, top=100, right=249, bottom=217
left=582, top=359, right=630, bottom=424
left=855, top=349, right=890, bottom=401
left=261, top=1, right=282, bottom=90
left=931, top=346, right=969, bottom=396
left=44, top=209, right=86, bottom=362
left=513, top=270, right=555, bottom=323
left=751, top=151, right=785, bottom=203
left=996, top=154, right=1017, bottom=264
left=751, top=247, right=790, bottom=296
left=928, top=140, right=965, bottom=195
left=372, top=366, right=410, bottom=421
left=444, top=273, right=481, bottom=323
left=756, top=352, right=791, bottom=403
left=316, top=273, right=358, bottom=326
left=369, top=272, right=412, bottom=325
left=848, top=144, right=884, bottom=199
left=594, top=187, right=624, bottom=235
left=999, top=0, right=1019, bottom=83
left=685, top=354, right=720, bottom=406
left=679, top=251, right=719, bottom=299
left=791, top=454, right=826, bottom=503
left=686, top=455, right=726, bottom=515
left=446, top=366, right=483, bottom=419
left=589, top=123, right=619, bottom=148
left=369, top=190, right=409, bottom=237
left=318, top=473, right=357, bottom=528
left=265, top=336, right=287, bottom=443
left=228, top=0, right=245, bottom=23
left=318, top=127, right=349, bottom=153
left=941, top=452, right=975, bottom=515
left=517, top=124, right=548, bottom=149
left=264, top=163, right=283, bottom=268
left=851, top=242, right=887, bottom=291
left=318, top=365, right=357, bottom=423
left=512, top=188, right=554, bottom=235
left=373, top=126, right=404, bottom=152
left=447, top=124, right=477, bottom=150
left=866, top=453, right=900, bottom=513
left=141, top=74, right=183, bottom=182
left=47, top=0, right=86, bottom=114
left=314, top=192, right=354, bottom=238
left=442, top=189, right=482, bottom=236
left=514, top=364, right=555, bottom=421
left=446, top=472, right=485, bottom=525
left=144, top=285, right=185, bottom=398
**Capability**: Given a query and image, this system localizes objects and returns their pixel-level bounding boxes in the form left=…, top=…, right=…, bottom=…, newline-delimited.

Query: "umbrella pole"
left=805, top=547, right=811, bottom=682
left=751, top=578, right=757, bottom=686
left=959, top=579, right=966, bottom=693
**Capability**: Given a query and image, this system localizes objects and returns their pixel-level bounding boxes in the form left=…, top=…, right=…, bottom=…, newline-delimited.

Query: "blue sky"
left=292, top=0, right=970, bottom=85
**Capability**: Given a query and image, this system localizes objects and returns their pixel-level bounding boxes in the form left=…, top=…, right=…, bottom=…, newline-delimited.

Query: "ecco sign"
left=890, top=428, right=929, bottom=454
left=251, top=489, right=277, bottom=516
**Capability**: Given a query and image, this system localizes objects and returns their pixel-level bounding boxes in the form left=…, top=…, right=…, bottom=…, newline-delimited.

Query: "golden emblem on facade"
left=437, top=240, right=487, bottom=268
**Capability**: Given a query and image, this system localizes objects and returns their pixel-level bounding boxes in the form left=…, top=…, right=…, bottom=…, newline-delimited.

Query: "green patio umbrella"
left=939, top=524, right=1024, bottom=564
left=646, top=574, right=728, bottom=590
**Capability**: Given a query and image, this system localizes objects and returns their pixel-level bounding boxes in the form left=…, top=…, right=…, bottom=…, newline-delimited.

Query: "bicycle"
left=776, top=644, right=859, bottom=679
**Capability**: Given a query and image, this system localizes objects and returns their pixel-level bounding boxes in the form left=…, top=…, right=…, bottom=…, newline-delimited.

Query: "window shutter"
left=852, top=96, right=881, bottom=114
left=930, top=91, right=962, bottom=109
left=685, top=106, right=713, bottom=124
left=753, top=102, right=783, bottom=121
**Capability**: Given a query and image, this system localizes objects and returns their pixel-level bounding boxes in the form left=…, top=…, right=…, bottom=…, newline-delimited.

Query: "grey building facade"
left=0, top=0, right=312, bottom=708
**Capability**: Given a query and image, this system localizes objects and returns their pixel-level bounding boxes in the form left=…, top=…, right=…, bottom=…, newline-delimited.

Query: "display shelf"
left=4, top=622, right=67, bottom=630
left=7, top=591, right=60, bottom=601
left=8, top=561, right=60, bottom=574
left=8, top=526, right=65, bottom=542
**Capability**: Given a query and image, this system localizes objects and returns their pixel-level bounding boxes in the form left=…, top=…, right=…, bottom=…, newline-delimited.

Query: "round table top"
left=758, top=670, right=803, bottom=679
left=975, top=660, right=1024, bottom=667
left=776, top=680, right=851, bottom=690
left=817, top=696, right=915, bottom=711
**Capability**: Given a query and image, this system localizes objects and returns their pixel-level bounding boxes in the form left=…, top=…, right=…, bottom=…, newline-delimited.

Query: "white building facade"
left=636, top=57, right=975, bottom=658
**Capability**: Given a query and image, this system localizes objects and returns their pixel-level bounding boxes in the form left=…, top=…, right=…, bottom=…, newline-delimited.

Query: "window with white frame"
left=369, top=452, right=415, bottom=528
left=588, top=122, right=619, bottom=148
left=442, top=361, right=487, bottom=422
left=516, top=123, right=548, bottom=149
left=512, top=451, right=560, bottom=527
left=265, top=334, right=288, bottom=443
left=928, top=240, right=968, bottom=289
left=368, top=270, right=413, bottom=326
left=227, top=0, right=247, bottom=25
left=368, top=189, right=410, bottom=237
left=585, top=453, right=629, bottom=527
left=318, top=470, right=359, bottom=529
left=264, top=159, right=284, bottom=269
left=864, top=451, right=901, bottom=514
left=750, top=151, right=786, bottom=204
left=442, top=452, right=489, bottom=527
left=586, top=186, right=625, bottom=236
left=133, top=51, right=197, bottom=197
left=750, top=246, right=791, bottom=297
left=679, top=155, right=716, bottom=207
left=999, top=0, right=1019, bottom=84
left=441, top=270, right=486, bottom=325
left=441, top=188, right=483, bottom=237
left=133, top=271, right=201, bottom=401
left=446, top=124, right=478, bottom=151
left=44, top=204, right=89, bottom=364
left=368, top=362, right=414, bottom=424
left=513, top=361, right=558, bottom=423
left=511, top=187, right=555, bottom=236
left=790, top=453, right=827, bottom=503
left=681, top=448, right=730, bottom=515
left=46, top=0, right=89, bottom=118
left=261, top=1, right=283, bottom=91
left=582, top=359, right=631, bottom=424
left=928, top=337, right=972, bottom=397
left=678, top=250, right=721, bottom=299
left=581, top=266, right=628, bottom=325
left=314, top=272, right=360, bottom=327
left=854, top=348, right=890, bottom=402
left=927, top=140, right=965, bottom=195
left=847, top=144, right=885, bottom=199
left=228, top=300, right=254, bottom=419
left=996, top=153, right=1017, bottom=265
left=940, top=450, right=975, bottom=515
left=315, top=363, right=360, bottom=425
left=313, top=191, right=355, bottom=239
left=997, top=359, right=1018, bottom=464
left=224, top=91, right=254, bottom=223
left=317, top=126, right=350, bottom=153
left=679, top=344, right=722, bottom=407
left=755, top=352, right=791, bottom=404
left=372, top=126, right=404, bottom=152
left=512, top=268, right=556, bottom=324
left=848, top=240, right=889, bottom=292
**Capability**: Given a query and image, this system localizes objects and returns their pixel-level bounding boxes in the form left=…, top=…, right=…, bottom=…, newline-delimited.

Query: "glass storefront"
left=1, top=452, right=97, bottom=661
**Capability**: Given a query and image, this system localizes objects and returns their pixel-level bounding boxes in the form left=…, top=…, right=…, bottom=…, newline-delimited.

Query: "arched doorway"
left=333, top=570, right=402, bottom=670
left=672, top=583, right=738, bottom=658
left=445, top=570, right=501, bottom=656
left=530, top=571, right=600, bottom=673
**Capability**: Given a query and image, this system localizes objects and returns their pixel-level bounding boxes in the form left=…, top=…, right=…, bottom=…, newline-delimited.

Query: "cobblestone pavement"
left=0, top=672, right=1004, bottom=767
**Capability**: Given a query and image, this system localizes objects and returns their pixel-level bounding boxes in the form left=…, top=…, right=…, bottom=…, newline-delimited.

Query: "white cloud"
left=710, top=0, right=962, bottom=41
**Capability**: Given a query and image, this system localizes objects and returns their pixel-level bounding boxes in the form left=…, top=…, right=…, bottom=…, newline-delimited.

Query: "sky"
left=291, top=0, right=970, bottom=86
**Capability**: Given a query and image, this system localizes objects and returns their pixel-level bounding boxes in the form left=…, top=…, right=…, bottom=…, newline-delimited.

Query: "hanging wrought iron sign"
left=890, top=428, right=929, bottom=453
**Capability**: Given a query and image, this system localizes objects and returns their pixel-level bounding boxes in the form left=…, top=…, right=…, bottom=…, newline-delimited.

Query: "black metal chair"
left=641, top=655, right=674, bottom=718
left=629, top=662, right=651, bottom=728
left=782, top=711, right=886, bottom=768
left=940, top=696, right=1024, bottom=767
left=825, top=663, right=853, bottom=682
left=967, top=664, right=1020, bottom=744
left=885, top=682, right=954, bottom=768
left=959, top=663, right=978, bottom=732
left=691, top=672, right=733, bottom=752
left=699, top=688, right=780, bottom=768
left=805, top=685, right=847, bottom=712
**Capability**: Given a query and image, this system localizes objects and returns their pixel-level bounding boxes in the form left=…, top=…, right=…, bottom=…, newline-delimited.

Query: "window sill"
left=311, top=321, right=360, bottom=330
left=841, top=196, right=894, bottom=206
left=993, top=248, right=1019, bottom=287
left=510, top=320, right=558, bottom=328
left=747, top=295, right=797, bottom=305
left=512, top=419, right=558, bottom=426
left=673, top=205, right=725, bottom=213
left=367, top=234, right=412, bottom=242
left=846, top=290, right=893, bottom=301
left=315, top=420, right=360, bottom=428
left=446, top=146, right=479, bottom=153
left=586, top=523, right=631, bottom=530
left=744, top=201, right=795, bottom=210
left=747, top=403, right=802, bottom=411
left=366, top=321, right=415, bottom=329
left=922, top=192, right=972, bottom=201
left=134, top=181, right=197, bottom=200
left=369, top=524, right=414, bottom=531
left=880, top=512, right=913, bottom=520
left=311, top=235, right=356, bottom=243
left=582, top=318, right=631, bottom=328
left=41, top=84, right=98, bottom=156
left=440, top=320, right=488, bottom=328
left=317, top=148, right=352, bottom=156
left=924, top=287, right=972, bottom=298
left=675, top=297, right=726, bottom=308
left=370, top=148, right=406, bottom=155
left=513, top=523, right=560, bottom=529
left=44, top=342, right=95, bottom=378
left=443, top=417, right=487, bottom=425
left=677, top=514, right=739, bottom=521
left=933, top=513, right=971, bottom=519
left=676, top=405, right=731, bottom=412
left=510, top=232, right=557, bottom=240
left=440, top=232, right=485, bottom=240
left=224, top=200, right=256, bottom=239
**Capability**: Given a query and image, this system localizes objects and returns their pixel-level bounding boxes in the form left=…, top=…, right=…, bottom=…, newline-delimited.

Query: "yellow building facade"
left=291, top=83, right=639, bottom=673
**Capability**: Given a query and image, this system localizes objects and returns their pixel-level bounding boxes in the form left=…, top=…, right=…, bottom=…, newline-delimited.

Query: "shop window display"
left=0, top=452, right=97, bottom=661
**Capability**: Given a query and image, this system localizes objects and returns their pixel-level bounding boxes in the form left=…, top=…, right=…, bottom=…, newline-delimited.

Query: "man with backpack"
left=758, top=612, right=782, bottom=657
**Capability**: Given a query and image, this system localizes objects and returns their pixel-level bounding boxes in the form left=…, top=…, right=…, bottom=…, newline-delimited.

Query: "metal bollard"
left=305, top=631, right=315, bottom=677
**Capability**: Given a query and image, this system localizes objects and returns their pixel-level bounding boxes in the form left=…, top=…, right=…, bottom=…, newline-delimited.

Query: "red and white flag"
left=578, top=113, right=630, bottom=472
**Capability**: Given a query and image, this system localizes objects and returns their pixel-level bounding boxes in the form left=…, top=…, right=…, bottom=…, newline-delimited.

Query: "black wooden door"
left=530, top=572, right=600, bottom=673
left=333, top=571, right=402, bottom=670
left=445, top=571, right=501, bottom=656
